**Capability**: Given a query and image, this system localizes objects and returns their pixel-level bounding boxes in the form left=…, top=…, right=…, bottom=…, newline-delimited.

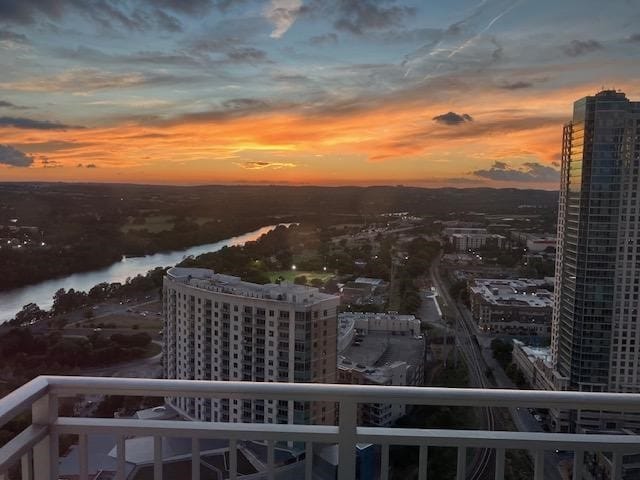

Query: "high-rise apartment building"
left=552, top=91, right=640, bottom=407
left=163, top=267, right=340, bottom=425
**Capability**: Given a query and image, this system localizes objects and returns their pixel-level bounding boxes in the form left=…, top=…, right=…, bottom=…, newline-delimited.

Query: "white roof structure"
left=166, top=267, right=335, bottom=305
left=470, top=278, right=553, bottom=308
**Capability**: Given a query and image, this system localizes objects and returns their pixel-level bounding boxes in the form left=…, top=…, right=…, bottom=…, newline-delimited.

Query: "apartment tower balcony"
left=1, top=377, right=640, bottom=480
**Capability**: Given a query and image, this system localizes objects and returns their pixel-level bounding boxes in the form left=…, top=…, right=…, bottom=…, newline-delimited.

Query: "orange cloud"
left=0, top=81, right=636, bottom=187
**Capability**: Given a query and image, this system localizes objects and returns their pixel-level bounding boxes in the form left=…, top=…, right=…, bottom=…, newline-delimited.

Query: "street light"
left=291, top=265, right=297, bottom=271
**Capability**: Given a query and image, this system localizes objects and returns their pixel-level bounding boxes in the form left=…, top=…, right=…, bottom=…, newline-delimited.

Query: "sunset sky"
left=0, top=0, right=638, bottom=188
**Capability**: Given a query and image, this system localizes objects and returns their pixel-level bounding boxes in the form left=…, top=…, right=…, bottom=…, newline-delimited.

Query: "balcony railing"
left=1, top=376, right=640, bottom=480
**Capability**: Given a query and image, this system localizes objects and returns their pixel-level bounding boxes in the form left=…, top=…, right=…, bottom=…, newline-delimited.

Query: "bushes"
left=0, top=328, right=154, bottom=379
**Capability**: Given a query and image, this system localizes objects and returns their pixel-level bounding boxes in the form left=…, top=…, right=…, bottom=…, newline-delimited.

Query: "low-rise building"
left=443, top=226, right=488, bottom=236
left=469, top=278, right=553, bottom=336
left=337, top=313, right=425, bottom=427
left=511, top=340, right=570, bottom=432
left=511, top=231, right=557, bottom=252
left=340, top=278, right=387, bottom=306
left=449, top=233, right=506, bottom=252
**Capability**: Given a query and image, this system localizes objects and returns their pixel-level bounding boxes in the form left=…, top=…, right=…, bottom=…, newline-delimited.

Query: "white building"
left=449, top=233, right=506, bottom=252
left=511, top=232, right=557, bottom=252
left=163, top=267, right=340, bottom=426
left=337, top=312, right=425, bottom=426
left=469, top=278, right=553, bottom=336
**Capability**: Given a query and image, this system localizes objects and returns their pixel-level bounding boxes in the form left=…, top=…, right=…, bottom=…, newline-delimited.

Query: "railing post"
left=494, top=448, right=505, bottom=480
left=456, top=447, right=466, bottom=480
left=533, top=450, right=544, bottom=480
left=572, top=450, right=583, bottom=480
left=305, top=441, right=313, bottom=480
left=612, top=452, right=623, bottom=480
left=31, top=393, right=58, bottom=480
left=78, top=433, right=88, bottom=480
left=154, top=436, right=163, bottom=480
left=337, top=400, right=357, bottom=480
left=380, top=444, right=390, bottom=480
left=267, top=440, right=275, bottom=480
left=116, top=436, right=126, bottom=480
left=21, top=450, right=33, bottom=480
left=418, top=445, right=428, bottom=479
left=191, top=438, right=200, bottom=480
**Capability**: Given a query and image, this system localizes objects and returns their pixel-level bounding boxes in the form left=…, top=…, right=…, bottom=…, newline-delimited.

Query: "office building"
left=163, top=267, right=340, bottom=425
left=449, top=232, right=506, bottom=252
left=469, top=278, right=553, bottom=336
left=551, top=90, right=640, bottom=431
left=337, top=312, right=425, bottom=426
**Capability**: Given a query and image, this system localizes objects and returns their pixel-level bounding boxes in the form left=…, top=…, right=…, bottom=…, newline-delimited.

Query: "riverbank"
left=0, top=224, right=288, bottom=324
left=0, top=216, right=295, bottom=293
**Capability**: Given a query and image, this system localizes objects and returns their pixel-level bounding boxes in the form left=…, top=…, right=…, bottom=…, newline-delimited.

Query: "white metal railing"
left=0, top=376, right=640, bottom=480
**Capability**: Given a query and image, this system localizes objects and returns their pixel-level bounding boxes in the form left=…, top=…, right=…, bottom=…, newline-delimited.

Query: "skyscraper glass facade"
left=553, top=91, right=640, bottom=393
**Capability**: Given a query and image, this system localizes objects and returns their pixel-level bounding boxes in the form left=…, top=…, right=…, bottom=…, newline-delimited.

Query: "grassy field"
left=268, top=270, right=334, bottom=284
left=121, top=215, right=175, bottom=233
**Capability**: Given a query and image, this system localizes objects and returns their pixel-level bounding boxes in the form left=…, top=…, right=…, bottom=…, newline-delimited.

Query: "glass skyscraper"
left=552, top=90, right=640, bottom=398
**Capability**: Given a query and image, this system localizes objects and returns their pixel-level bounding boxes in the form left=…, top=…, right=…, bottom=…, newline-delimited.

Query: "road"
left=430, top=256, right=495, bottom=480
left=431, top=254, right=563, bottom=480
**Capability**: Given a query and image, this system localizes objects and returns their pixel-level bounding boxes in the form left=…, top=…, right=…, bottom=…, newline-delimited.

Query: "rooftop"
left=166, top=267, right=337, bottom=305
left=514, top=339, right=552, bottom=364
left=341, top=331, right=423, bottom=367
left=470, top=278, right=553, bottom=308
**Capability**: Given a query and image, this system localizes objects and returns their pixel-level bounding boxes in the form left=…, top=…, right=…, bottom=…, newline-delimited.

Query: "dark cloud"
left=433, top=112, right=473, bottom=125
left=0, top=144, right=33, bottom=167
left=472, top=161, right=559, bottom=182
left=499, top=81, right=534, bottom=90
left=56, top=45, right=201, bottom=67
left=333, top=0, right=416, bottom=35
left=562, top=39, right=603, bottom=57
left=627, top=33, right=640, bottom=42
left=309, top=33, right=338, bottom=45
left=144, top=0, right=251, bottom=14
left=150, top=8, right=182, bottom=32
left=0, top=116, right=78, bottom=130
left=85, top=163, right=97, bottom=168
left=0, top=100, right=28, bottom=110
left=304, top=0, right=414, bottom=35
left=0, top=29, right=29, bottom=43
left=143, top=0, right=213, bottom=15
left=226, top=47, right=268, bottom=64
left=0, top=0, right=186, bottom=32
left=41, top=157, right=61, bottom=168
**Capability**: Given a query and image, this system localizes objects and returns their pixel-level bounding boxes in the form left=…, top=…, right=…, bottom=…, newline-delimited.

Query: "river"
left=0, top=224, right=286, bottom=324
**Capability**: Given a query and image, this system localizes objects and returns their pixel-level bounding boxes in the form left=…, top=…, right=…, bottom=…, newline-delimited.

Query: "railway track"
left=430, top=256, right=495, bottom=480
